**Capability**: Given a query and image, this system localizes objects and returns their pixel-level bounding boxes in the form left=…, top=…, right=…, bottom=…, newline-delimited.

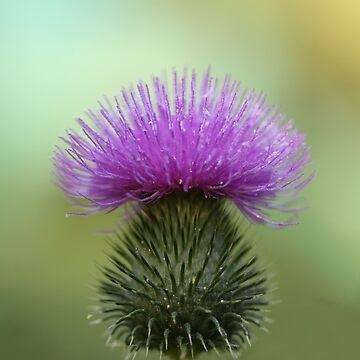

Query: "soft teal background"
left=1, top=1, right=360, bottom=359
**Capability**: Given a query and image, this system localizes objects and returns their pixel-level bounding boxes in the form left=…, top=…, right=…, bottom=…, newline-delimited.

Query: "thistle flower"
left=54, top=69, right=313, bottom=359
left=54, top=68, right=313, bottom=226
left=93, top=192, right=270, bottom=359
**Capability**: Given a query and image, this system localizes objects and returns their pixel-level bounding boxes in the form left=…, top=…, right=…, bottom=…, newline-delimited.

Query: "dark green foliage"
left=94, top=192, right=270, bottom=359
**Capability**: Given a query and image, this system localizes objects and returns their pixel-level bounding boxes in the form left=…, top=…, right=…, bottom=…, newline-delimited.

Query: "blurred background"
left=1, top=0, right=359, bottom=359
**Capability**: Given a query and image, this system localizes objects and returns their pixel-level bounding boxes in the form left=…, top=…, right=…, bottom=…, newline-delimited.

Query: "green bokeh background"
left=1, top=1, right=359, bottom=359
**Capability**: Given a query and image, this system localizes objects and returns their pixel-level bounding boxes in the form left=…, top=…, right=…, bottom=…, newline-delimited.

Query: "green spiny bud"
left=93, top=192, right=270, bottom=359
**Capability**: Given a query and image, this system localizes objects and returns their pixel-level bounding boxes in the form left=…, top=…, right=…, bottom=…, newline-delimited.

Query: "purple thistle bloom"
left=54, top=68, right=313, bottom=227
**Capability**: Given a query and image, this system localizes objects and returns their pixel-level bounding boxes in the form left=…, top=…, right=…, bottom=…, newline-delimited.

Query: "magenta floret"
left=54, top=68, right=313, bottom=226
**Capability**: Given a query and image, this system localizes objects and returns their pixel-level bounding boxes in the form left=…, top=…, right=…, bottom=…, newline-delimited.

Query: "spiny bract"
left=54, top=68, right=313, bottom=227
left=94, top=192, right=270, bottom=359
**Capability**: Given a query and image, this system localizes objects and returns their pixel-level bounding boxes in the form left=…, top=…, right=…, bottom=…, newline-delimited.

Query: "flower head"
left=54, top=68, right=313, bottom=226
